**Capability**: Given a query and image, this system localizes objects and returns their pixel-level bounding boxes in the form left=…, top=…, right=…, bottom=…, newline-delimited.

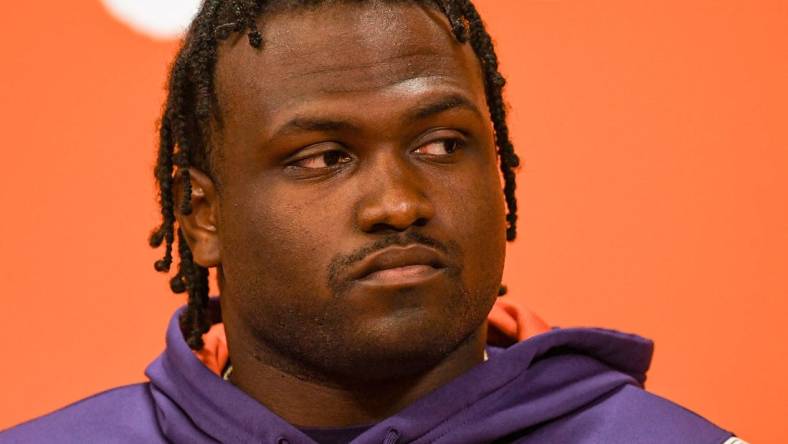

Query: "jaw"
left=222, top=302, right=489, bottom=427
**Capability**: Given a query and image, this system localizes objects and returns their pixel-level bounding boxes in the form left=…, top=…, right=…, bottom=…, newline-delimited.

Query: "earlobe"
left=174, top=168, right=221, bottom=268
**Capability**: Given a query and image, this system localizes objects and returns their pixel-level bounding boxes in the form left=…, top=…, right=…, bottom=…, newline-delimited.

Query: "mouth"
left=360, top=264, right=444, bottom=285
left=351, top=244, right=447, bottom=287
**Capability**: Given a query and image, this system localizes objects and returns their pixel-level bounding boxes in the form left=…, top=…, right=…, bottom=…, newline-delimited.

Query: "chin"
left=335, top=330, right=478, bottom=383
left=320, top=301, right=487, bottom=382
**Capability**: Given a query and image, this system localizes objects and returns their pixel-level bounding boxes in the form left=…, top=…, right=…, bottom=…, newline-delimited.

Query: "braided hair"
left=149, top=0, right=521, bottom=350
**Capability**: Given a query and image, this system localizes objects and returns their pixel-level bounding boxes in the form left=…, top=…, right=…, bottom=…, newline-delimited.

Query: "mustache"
left=327, top=232, right=458, bottom=292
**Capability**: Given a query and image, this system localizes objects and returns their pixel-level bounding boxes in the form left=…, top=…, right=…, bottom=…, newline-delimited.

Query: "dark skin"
left=177, top=1, right=507, bottom=428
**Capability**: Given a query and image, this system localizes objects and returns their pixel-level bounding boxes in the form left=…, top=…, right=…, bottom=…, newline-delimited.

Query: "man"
left=2, top=1, right=740, bottom=443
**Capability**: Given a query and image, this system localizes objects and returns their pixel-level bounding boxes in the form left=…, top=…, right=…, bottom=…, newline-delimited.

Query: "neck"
left=225, top=324, right=487, bottom=428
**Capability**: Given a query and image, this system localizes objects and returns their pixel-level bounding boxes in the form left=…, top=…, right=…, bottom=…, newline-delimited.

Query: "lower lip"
left=358, top=265, right=443, bottom=286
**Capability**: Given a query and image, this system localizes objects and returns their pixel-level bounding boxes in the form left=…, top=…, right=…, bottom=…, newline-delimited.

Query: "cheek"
left=439, top=162, right=507, bottom=287
left=217, top=182, right=346, bottom=304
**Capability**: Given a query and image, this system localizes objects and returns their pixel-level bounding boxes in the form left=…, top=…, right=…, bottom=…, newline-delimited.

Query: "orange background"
left=1, top=1, right=786, bottom=442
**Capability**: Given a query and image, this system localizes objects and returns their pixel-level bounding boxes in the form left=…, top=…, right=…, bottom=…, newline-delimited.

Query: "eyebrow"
left=270, top=93, right=484, bottom=140
left=276, top=118, right=358, bottom=137
left=408, top=94, right=484, bottom=122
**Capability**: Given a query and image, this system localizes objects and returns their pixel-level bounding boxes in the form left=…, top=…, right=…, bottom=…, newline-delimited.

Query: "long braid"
left=150, top=0, right=521, bottom=348
left=149, top=111, right=176, bottom=273
left=152, top=0, right=228, bottom=348
left=457, top=0, right=520, bottom=241
left=176, top=227, right=211, bottom=349
left=177, top=0, right=228, bottom=348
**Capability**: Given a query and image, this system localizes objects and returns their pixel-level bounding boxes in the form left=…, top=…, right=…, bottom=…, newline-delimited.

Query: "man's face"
left=211, top=1, right=507, bottom=380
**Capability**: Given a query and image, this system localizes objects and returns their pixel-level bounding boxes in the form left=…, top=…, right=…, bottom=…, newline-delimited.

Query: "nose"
left=355, top=155, right=435, bottom=234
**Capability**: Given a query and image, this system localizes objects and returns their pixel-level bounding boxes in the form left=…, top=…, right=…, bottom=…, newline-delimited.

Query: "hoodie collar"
left=145, top=300, right=651, bottom=443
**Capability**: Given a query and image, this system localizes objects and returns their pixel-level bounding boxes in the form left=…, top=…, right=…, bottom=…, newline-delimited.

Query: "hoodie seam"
left=407, top=364, right=531, bottom=443
left=406, top=336, right=578, bottom=443
left=414, top=360, right=639, bottom=443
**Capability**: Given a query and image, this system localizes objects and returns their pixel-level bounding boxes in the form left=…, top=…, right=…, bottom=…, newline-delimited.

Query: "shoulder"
left=520, top=385, right=734, bottom=443
left=0, top=383, right=167, bottom=444
left=593, top=385, right=732, bottom=441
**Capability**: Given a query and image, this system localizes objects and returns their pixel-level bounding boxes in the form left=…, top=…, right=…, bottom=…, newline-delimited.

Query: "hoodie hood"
left=145, top=303, right=656, bottom=444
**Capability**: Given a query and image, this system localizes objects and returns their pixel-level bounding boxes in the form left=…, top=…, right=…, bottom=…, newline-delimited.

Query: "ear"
left=174, top=168, right=221, bottom=268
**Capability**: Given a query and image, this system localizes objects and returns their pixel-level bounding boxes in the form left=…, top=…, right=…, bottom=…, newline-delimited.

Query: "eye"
left=414, top=139, right=463, bottom=156
left=291, top=150, right=352, bottom=169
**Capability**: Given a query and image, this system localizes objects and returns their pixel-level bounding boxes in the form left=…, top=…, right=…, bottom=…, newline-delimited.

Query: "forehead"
left=214, top=1, right=486, bottom=133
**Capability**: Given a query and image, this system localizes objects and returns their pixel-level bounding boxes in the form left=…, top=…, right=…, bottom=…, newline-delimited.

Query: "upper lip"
left=349, top=244, right=447, bottom=281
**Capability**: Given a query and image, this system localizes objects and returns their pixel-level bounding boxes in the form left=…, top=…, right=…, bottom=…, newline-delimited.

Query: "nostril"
left=368, top=217, right=429, bottom=234
left=412, top=217, right=428, bottom=227
left=369, top=222, right=400, bottom=234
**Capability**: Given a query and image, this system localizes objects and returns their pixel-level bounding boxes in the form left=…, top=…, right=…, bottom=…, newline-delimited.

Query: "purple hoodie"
left=2, top=306, right=733, bottom=443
